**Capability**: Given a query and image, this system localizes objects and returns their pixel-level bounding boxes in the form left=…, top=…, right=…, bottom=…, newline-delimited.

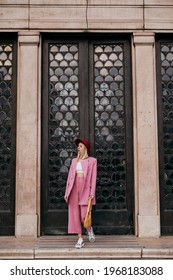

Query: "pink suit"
left=65, top=157, right=97, bottom=233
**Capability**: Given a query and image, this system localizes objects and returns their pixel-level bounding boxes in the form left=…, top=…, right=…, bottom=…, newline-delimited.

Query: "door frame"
left=41, top=33, right=134, bottom=235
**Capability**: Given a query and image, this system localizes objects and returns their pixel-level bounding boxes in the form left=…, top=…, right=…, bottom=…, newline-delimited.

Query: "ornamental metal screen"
left=48, top=43, right=79, bottom=210
left=0, top=38, right=16, bottom=235
left=94, top=44, right=126, bottom=210
left=157, top=39, right=173, bottom=235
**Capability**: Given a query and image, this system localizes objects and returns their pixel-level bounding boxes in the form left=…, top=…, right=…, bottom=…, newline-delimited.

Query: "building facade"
left=0, top=0, right=173, bottom=238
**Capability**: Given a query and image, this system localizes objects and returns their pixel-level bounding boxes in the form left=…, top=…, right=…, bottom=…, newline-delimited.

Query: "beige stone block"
left=16, top=215, right=38, bottom=237
left=18, top=32, right=40, bottom=44
left=28, top=4, right=144, bottom=30
left=0, top=249, right=34, bottom=259
left=133, top=33, right=155, bottom=44
left=145, top=7, right=173, bottom=29
left=89, top=0, right=143, bottom=4
left=133, top=34, right=160, bottom=236
left=30, top=6, right=87, bottom=29
left=137, top=160, right=158, bottom=208
left=0, top=1, right=28, bottom=4
left=16, top=128, right=37, bottom=211
left=16, top=144, right=37, bottom=213
left=30, top=0, right=87, bottom=4
left=35, top=248, right=141, bottom=259
left=142, top=248, right=173, bottom=259
left=0, top=5, right=28, bottom=29
left=30, top=0, right=143, bottom=4
left=138, top=215, right=160, bottom=237
left=87, top=6, right=143, bottom=29
left=145, top=0, right=173, bottom=4
left=16, top=33, right=40, bottom=219
left=134, top=40, right=159, bottom=216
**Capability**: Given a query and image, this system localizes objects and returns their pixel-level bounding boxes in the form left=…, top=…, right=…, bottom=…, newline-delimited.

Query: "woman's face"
left=77, top=143, right=87, bottom=158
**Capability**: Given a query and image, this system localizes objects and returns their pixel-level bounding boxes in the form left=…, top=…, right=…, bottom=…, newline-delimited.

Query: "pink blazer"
left=65, top=157, right=97, bottom=205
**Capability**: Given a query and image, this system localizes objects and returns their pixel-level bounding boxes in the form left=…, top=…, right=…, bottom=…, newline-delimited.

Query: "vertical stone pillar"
left=16, top=32, right=40, bottom=237
left=133, top=33, right=160, bottom=237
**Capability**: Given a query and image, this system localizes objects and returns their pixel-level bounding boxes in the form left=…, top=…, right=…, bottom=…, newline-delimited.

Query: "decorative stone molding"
left=18, top=32, right=40, bottom=45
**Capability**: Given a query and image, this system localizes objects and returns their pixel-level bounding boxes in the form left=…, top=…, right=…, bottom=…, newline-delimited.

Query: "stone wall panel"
left=87, top=6, right=143, bottom=29
left=29, top=6, right=87, bottom=29
left=1, top=1, right=173, bottom=31
left=30, top=0, right=87, bottom=4
left=0, top=5, right=28, bottom=29
left=89, top=0, right=143, bottom=4
left=145, top=0, right=173, bottom=5
left=145, top=6, right=173, bottom=29
left=0, top=0, right=28, bottom=4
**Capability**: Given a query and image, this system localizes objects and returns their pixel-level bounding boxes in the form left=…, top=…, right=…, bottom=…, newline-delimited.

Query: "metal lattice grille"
left=94, top=44, right=126, bottom=210
left=161, top=43, right=173, bottom=210
left=48, top=43, right=79, bottom=209
left=0, top=44, right=13, bottom=212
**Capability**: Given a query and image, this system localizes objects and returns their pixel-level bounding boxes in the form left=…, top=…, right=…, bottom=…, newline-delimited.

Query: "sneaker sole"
left=75, top=243, right=84, bottom=249
left=89, top=238, right=95, bottom=243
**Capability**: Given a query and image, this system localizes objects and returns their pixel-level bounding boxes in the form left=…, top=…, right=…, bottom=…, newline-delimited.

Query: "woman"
left=64, top=139, right=97, bottom=249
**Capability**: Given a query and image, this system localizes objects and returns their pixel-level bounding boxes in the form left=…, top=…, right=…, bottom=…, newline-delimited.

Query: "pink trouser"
left=68, top=175, right=87, bottom=234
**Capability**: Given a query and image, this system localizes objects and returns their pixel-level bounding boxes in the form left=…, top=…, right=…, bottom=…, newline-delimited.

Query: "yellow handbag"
left=83, top=197, right=92, bottom=229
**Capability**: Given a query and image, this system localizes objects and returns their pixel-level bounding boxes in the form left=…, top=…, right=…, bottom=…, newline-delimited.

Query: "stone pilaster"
left=133, top=33, right=160, bottom=237
left=15, top=32, right=40, bottom=237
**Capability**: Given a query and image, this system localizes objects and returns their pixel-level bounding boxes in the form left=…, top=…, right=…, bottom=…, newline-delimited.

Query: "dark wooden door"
left=156, top=36, right=173, bottom=235
left=0, top=35, right=17, bottom=235
left=41, top=34, right=134, bottom=235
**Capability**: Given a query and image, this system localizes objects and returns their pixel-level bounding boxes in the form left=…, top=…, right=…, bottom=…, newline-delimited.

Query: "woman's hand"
left=64, top=195, right=68, bottom=203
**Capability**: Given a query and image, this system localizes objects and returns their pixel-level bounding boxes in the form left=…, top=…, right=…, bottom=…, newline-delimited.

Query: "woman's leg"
left=68, top=178, right=82, bottom=234
left=68, top=177, right=85, bottom=248
left=68, top=199, right=82, bottom=234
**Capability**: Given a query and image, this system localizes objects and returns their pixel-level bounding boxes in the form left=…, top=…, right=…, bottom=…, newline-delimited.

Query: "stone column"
left=15, top=32, right=40, bottom=237
left=133, top=33, right=160, bottom=237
